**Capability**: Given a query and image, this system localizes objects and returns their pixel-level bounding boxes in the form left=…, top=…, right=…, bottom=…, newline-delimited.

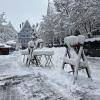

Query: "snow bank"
left=0, top=51, right=33, bottom=79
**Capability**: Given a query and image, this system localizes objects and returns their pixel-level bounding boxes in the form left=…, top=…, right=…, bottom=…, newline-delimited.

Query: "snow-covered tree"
left=0, top=13, right=17, bottom=43
left=38, top=15, right=55, bottom=46
left=54, top=0, right=100, bottom=37
left=38, top=0, right=100, bottom=46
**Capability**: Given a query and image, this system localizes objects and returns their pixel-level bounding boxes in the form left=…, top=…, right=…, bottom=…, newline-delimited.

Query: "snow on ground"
left=0, top=47, right=100, bottom=100
left=0, top=51, right=33, bottom=80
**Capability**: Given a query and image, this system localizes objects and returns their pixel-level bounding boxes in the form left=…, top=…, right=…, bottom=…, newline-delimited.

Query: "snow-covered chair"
left=63, top=35, right=92, bottom=83
left=26, top=40, right=39, bottom=67
left=35, top=38, right=44, bottom=48
left=26, top=38, right=44, bottom=67
left=36, top=38, right=44, bottom=62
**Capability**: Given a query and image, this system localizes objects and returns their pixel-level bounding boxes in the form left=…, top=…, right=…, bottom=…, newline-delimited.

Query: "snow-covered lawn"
left=0, top=47, right=100, bottom=100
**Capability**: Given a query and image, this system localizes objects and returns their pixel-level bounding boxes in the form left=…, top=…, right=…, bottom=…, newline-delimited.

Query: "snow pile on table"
left=21, top=47, right=54, bottom=56
left=64, top=35, right=85, bottom=46
left=33, top=48, right=54, bottom=56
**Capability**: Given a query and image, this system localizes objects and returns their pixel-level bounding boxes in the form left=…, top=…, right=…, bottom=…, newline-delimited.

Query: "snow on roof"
left=6, top=40, right=16, bottom=45
left=19, top=20, right=32, bottom=33
left=85, top=37, right=100, bottom=42
left=0, top=43, right=4, bottom=47
left=0, top=43, right=11, bottom=48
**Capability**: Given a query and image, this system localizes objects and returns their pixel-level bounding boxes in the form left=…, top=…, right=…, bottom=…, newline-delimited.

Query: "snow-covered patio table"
left=21, top=48, right=54, bottom=67
left=32, top=48, right=54, bottom=66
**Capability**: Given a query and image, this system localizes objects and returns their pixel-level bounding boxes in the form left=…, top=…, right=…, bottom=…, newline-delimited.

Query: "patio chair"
left=63, top=35, right=92, bottom=83
left=26, top=38, right=44, bottom=67
left=26, top=40, right=39, bottom=67
left=36, top=38, right=44, bottom=48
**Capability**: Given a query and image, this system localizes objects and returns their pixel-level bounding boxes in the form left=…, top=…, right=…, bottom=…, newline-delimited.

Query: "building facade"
left=18, top=20, right=32, bottom=49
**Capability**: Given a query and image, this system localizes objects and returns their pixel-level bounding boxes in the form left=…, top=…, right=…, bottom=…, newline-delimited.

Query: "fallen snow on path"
left=0, top=51, right=33, bottom=80
left=0, top=48, right=100, bottom=100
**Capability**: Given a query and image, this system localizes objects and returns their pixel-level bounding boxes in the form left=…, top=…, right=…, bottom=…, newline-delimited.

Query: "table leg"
left=23, top=55, right=25, bottom=62
left=45, top=55, right=53, bottom=67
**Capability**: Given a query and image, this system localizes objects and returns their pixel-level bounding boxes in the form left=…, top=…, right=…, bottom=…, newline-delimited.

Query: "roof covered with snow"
left=0, top=43, right=11, bottom=48
left=19, top=20, right=32, bottom=33
left=6, top=40, right=16, bottom=45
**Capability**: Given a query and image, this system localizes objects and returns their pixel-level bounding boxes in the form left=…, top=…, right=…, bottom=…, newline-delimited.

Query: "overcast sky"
left=0, top=0, right=48, bottom=32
